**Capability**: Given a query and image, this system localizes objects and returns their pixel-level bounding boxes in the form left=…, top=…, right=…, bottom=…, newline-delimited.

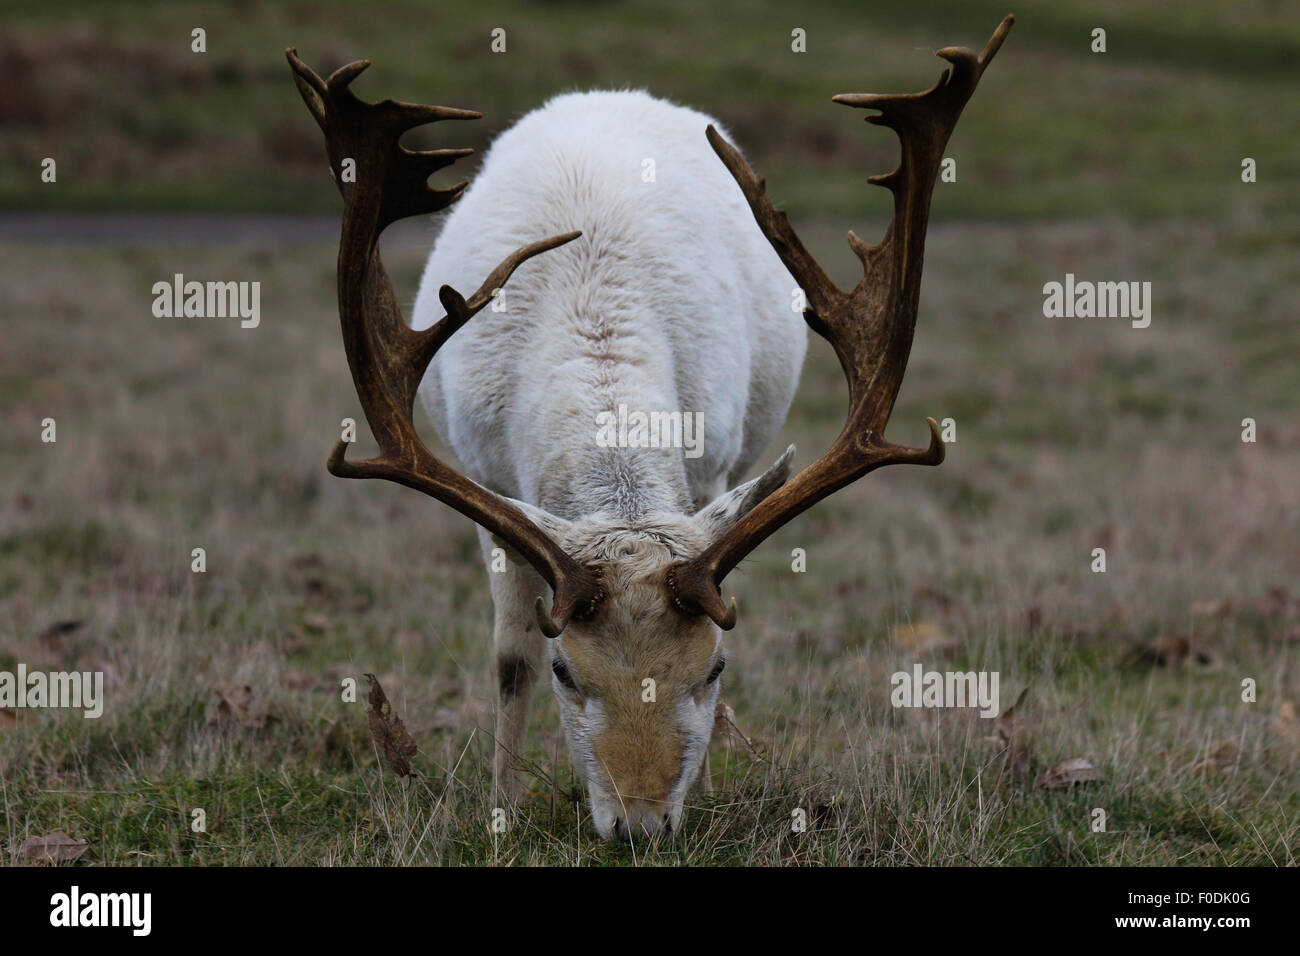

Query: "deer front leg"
left=479, top=529, right=549, bottom=805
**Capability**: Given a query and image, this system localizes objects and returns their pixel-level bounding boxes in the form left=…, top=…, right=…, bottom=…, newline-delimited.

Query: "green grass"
left=3, top=0, right=1297, bottom=219
left=2, top=214, right=1297, bottom=864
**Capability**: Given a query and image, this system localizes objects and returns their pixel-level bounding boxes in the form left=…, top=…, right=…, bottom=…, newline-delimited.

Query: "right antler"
left=670, top=16, right=1013, bottom=628
left=286, top=49, right=603, bottom=636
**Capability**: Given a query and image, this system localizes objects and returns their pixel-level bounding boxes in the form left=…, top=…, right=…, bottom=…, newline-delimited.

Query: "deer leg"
left=479, top=528, right=549, bottom=805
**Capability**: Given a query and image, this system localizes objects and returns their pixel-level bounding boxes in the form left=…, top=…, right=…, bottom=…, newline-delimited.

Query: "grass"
left=2, top=0, right=1297, bottom=867
left=2, top=211, right=1297, bottom=864
left=2, top=0, right=1298, bottom=220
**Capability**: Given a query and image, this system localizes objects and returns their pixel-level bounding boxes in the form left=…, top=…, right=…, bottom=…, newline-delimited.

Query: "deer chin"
left=561, top=687, right=718, bottom=841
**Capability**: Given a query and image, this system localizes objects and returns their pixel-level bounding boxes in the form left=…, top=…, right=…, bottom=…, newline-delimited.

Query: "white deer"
left=286, top=15, right=1010, bottom=841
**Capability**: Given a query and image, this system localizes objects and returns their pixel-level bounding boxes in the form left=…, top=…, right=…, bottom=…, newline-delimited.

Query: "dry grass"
left=1, top=215, right=1297, bottom=865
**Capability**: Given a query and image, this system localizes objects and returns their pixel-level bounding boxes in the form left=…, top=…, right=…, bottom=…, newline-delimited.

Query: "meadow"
left=1, top=0, right=1297, bottom=864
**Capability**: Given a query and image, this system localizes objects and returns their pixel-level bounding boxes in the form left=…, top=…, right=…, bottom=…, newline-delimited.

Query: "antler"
left=286, top=49, right=602, bottom=634
left=671, top=16, right=1013, bottom=628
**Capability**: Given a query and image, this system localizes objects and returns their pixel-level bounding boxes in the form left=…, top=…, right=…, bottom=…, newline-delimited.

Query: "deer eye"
left=706, top=658, right=726, bottom=685
left=551, top=657, right=578, bottom=691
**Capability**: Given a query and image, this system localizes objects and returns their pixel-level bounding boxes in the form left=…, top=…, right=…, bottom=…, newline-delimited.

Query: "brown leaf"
left=1270, top=701, right=1300, bottom=749
left=37, top=619, right=85, bottom=658
left=0, top=707, right=18, bottom=729
left=300, top=612, right=331, bottom=634
left=366, top=673, right=417, bottom=777
left=1131, top=633, right=1214, bottom=668
left=206, top=682, right=271, bottom=731
left=890, top=619, right=959, bottom=656
left=781, top=846, right=810, bottom=866
left=18, top=831, right=89, bottom=864
left=1034, top=757, right=1102, bottom=789
left=912, top=584, right=955, bottom=612
left=993, top=687, right=1032, bottom=781
left=1194, top=741, right=1240, bottom=775
left=1261, top=586, right=1298, bottom=616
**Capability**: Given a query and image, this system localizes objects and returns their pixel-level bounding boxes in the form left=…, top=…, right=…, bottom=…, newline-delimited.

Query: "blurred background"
left=3, top=0, right=1297, bottom=219
left=1, top=1, right=1297, bottom=865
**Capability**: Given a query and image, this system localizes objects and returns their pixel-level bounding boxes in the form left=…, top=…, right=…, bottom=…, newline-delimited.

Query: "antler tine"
left=289, top=50, right=602, bottom=636
left=705, top=125, right=844, bottom=321
left=319, top=56, right=484, bottom=126
left=674, top=17, right=1011, bottom=629
left=286, top=47, right=327, bottom=131
left=832, top=13, right=1013, bottom=114
left=973, top=11, right=1015, bottom=66
left=326, top=58, right=371, bottom=89
left=284, top=48, right=484, bottom=226
left=425, top=230, right=583, bottom=365
left=448, top=230, right=583, bottom=318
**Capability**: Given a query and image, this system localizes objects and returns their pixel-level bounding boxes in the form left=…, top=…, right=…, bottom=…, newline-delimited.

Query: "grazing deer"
left=287, top=15, right=1011, bottom=841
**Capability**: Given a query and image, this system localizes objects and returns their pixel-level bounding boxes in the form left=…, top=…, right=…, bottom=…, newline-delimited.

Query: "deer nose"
left=612, top=806, right=673, bottom=841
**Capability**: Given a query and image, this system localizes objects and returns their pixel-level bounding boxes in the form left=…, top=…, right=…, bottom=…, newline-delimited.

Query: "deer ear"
left=491, top=498, right=574, bottom=565
left=696, top=445, right=795, bottom=541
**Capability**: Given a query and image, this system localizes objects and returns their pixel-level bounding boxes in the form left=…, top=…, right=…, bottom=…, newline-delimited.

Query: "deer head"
left=287, top=14, right=1010, bottom=840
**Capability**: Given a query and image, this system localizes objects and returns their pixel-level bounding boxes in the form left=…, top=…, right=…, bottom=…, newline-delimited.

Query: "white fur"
left=411, top=90, right=806, bottom=838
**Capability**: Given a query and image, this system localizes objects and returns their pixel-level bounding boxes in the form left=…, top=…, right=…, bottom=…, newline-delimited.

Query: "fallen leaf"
left=993, top=687, right=1032, bottom=781
left=1270, top=701, right=1300, bottom=744
left=300, top=613, right=331, bottom=634
left=1148, top=633, right=1188, bottom=665
left=38, top=619, right=85, bottom=658
left=1261, top=586, right=1298, bottom=616
left=18, top=831, right=88, bottom=864
left=366, top=673, right=417, bottom=777
left=1130, top=633, right=1211, bottom=667
left=206, top=682, right=271, bottom=731
left=890, top=619, right=959, bottom=655
left=912, top=584, right=955, bottom=611
left=1034, top=757, right=1102, bottom=789
left=811, top=800, right=841, bottom=828
left=1194, top=741, right=1240, bottom=775
left=781, top=846, right=810, bottom=866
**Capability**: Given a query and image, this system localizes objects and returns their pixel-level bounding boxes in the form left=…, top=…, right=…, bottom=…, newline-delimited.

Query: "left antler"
left=286, top=49, right=604, bottom=636
left=670, top=16, right=1014, bottom=628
